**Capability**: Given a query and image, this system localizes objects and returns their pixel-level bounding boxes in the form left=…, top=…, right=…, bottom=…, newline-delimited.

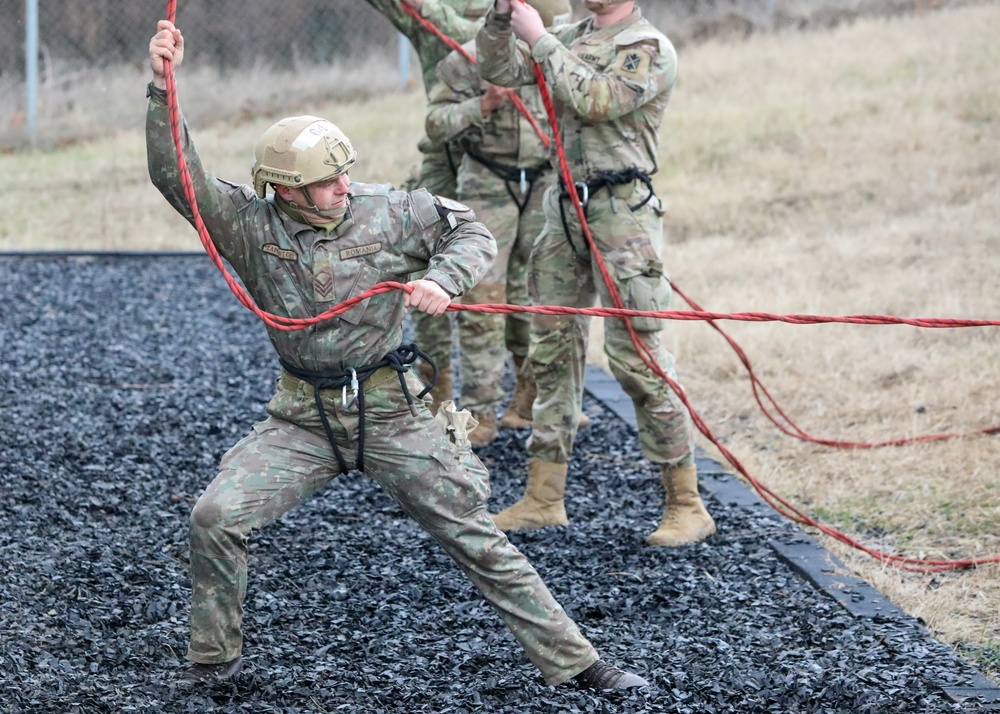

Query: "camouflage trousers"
left=525, top=182, right=695, bottom=467
left=451, top=162, right=549, bottom=411
left=187, top=369, right=598, bottom=684
left=409, top=139, right=462, bottom=381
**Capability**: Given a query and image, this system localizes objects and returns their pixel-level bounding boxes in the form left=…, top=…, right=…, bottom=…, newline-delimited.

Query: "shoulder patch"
left=434, top=195, right=476, bottom=229
left=612, top=44, right=653, bottom=78
left=435, top=196, right=472, bottom=213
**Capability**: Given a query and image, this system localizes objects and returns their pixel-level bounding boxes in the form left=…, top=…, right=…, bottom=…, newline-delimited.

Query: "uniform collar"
left=584, top=6, right=642, bottom=37
left=272, top=196, right=356, bottom=245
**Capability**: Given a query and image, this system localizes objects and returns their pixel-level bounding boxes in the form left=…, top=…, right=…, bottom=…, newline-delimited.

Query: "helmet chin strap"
left=275, top=190, right=348, bottom=224
left=299, top=185, right=348, bottom=221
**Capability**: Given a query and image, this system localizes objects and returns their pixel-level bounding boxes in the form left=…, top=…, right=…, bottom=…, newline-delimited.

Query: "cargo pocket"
left=617, top=260, right=673, bottom=332
left=334, top=263, right=383, bottom=326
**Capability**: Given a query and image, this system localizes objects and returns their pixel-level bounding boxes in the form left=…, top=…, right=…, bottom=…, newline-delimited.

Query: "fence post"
left=25, top=0, right=39, bottom=146
left=397, top=33, right=410, bottom=90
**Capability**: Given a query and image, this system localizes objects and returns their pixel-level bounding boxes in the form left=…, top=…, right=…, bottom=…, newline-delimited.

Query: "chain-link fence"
left=0, top=0, right=962, bottom=150
left=0, top=0, right=412, bottom=149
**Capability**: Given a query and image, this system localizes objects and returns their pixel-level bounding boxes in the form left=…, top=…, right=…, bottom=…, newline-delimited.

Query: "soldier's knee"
left=190, top=497, right=224, bottom=535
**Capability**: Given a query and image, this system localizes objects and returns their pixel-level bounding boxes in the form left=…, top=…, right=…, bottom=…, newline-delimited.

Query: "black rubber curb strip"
left=583, top=364, right=1000, bottom=710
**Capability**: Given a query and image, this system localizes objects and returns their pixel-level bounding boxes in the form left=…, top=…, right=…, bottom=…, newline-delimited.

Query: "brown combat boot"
left=499, top=355, right=590, bottom=429
left=177, top=656, right=243, bottom=686
left=416, top=361, right=453, bottom=416
left=574, top=660, right=649, bottom=690
left=500, top=355, right=536, bottom=429
left=646, top=464, right=717, bottom=547
left=468, top=408, right=499, bottom=447
left=490, top=460, right=568, bottom=532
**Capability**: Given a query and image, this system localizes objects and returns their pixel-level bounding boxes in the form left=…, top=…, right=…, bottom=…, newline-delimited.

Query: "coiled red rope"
left=160, top=1, right=999, bottom=572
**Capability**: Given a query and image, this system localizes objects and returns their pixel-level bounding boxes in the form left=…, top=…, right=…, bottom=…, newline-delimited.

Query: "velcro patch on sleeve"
left=612, top=41, right=656, bottom=77
left=434, top=195, right=476, bottom=228
left=410, top=188, right=442, bottom=230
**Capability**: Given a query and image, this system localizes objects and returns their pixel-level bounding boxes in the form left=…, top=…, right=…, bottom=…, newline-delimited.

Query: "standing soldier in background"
left=423, top=0, right=576, bottom=446
left=363, top=0, right=493, bottom=413
left=146, top=19, right=649, bottom=690
left=477, top=0, right=717, bottom=547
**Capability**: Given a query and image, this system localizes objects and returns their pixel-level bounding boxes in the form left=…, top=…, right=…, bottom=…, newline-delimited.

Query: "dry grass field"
left=2, top=0, right=998, bottom=679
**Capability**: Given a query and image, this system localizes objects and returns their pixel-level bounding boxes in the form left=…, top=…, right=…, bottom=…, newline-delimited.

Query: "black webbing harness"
left=466, top=153, right=550, bottom=216
left=278, top=343, right=435, bottom=475
left=557, top=167, right=656, bottom=259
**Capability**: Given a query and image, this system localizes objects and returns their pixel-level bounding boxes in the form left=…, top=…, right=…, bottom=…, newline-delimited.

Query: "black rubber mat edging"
left=583, top=364, right=1000, bottom=710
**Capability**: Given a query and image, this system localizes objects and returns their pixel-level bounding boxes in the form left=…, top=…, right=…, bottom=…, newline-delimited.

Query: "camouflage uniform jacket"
left=145, top=87, right=496, bottom=375
left=363, top=0, right=494, bottom=95
left=476, top=7, right=675, bottom=181
left=425, top=39, right=550, bottom=172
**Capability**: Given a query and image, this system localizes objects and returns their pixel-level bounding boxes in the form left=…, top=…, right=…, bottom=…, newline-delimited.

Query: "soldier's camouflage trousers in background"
left=187, top=369, right=598, bottom=684
left=526, top=181, right=695, bottom=467
left=452, top=160, right=549, bottom=412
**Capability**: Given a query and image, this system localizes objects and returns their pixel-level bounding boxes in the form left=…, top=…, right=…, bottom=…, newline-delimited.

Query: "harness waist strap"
left=280, top=365, right=399, bottom=398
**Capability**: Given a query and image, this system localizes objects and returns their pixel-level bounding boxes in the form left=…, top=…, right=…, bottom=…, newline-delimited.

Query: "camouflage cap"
left=526, top=0, right=572, bottom=27
left=252, top=116, right=357, bottom=198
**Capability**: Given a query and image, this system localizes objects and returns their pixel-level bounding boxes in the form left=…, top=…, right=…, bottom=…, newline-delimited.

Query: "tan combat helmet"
left=526, top=0, right=572, bottom=27
left=252, top=115, right=357, bottom=199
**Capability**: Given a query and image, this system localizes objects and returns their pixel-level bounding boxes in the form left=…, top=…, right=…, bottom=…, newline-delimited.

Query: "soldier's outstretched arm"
left=362, top=0, right=421, bottom=39
left=476, top=5, right=537, bottom=87
left=145, top=22, right=251, bottom=263
left=418, top=0, right=487, bottom=44
left=531, top=36, right=676, bottom=122
left=363, top=0, right=484, bottom=46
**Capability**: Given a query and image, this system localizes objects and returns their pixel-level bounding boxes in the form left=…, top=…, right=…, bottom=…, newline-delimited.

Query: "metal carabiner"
left=342, top=368, right=359, bottom=408
left=574, top=181, right=589, bottom=207
left=519, top=169, right=528, bottom=196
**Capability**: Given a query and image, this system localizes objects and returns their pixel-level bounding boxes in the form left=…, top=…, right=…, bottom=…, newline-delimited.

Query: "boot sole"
left=645, top=525, right=717, bottom=547
left=490, top=511, right=569, bottom=532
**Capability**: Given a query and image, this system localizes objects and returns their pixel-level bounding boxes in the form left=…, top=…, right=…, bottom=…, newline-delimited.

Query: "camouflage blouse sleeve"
left=475, top=7, right=538, bottom=88
left=401, top=189, right=497, bottom=297
left=529, top=33, right=677, bottom=122
left=363, top=0, right=486, bottom=89
left=419, top=0, right=487, bottom=44
left=424, top=45, right=487, bottom=145
left=360, top=0, right=420, bottom=37
left=145, top=84, right=253, bottom=267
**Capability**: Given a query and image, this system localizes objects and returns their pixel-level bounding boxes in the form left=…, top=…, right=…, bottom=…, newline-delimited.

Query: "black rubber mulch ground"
left=0, top=256, right=991, bottom=713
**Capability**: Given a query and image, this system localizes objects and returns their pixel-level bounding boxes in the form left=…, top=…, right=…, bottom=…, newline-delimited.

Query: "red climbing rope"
left=160, top=1, right=999, bottom=572
left=669, top=282, right=1000, bottom=447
